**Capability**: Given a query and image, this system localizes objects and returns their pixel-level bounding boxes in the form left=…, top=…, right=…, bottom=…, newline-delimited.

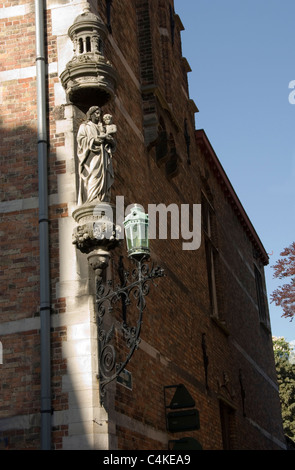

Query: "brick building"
left=0, top=0, right=286, bottom=450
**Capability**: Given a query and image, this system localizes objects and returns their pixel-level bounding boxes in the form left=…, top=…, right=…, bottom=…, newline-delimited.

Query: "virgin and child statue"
left=77, top=106, right=117, bottom=205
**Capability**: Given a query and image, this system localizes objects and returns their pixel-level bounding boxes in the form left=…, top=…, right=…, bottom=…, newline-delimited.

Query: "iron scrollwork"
left=96, top=256, right=164, bottom=404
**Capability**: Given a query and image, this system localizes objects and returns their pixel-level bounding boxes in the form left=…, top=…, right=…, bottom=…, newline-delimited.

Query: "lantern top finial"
left=124, top=204, right=148, bottom=221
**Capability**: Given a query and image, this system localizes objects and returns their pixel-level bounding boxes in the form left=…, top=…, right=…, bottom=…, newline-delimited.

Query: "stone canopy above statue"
left=60, top=4, right=117, bottom=112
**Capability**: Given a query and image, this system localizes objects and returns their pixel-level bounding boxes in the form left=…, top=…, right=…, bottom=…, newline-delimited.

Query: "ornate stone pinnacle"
left=59, top=4, right=117, bottom=111
left=82, top=1, right=90, bottom=13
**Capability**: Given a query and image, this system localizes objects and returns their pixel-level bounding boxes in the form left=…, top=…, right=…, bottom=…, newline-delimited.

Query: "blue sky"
left=174, top=0, right=295, bottom=346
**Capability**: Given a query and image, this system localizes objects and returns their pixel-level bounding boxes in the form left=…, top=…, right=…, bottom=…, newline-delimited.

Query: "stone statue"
left=77, top=106, right=117, bottom=205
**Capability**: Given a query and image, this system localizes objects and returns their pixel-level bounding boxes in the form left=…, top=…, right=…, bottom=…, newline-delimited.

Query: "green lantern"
left=123, top=204, right=150, bottom=259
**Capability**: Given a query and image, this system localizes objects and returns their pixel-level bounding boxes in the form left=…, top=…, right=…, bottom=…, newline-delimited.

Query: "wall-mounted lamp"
left=95, top=204, right=164, bottom=405
left=124, top=204, right=150, bottom=260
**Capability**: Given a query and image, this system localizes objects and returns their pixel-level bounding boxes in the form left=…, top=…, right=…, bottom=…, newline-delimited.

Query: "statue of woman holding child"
left=77, top=106, right=117, bottom=205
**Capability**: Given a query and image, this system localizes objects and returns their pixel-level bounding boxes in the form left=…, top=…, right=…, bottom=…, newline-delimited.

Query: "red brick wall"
left=0, top=0, right=68, bottom=449
left=99, top=0, right=284, bottom=450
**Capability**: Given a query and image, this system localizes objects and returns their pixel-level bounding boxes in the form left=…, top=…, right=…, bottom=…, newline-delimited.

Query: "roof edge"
left=195, top=129, right=269, bottom=266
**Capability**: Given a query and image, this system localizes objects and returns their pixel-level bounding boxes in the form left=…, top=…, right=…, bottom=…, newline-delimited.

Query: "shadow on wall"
left=0, top=121, right=93, bottom=450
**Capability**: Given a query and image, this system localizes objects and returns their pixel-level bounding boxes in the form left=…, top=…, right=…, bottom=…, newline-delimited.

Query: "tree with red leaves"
left=271, top=242, right=295, bottom=320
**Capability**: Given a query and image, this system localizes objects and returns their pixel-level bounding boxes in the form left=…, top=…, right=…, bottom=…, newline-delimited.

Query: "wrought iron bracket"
left=96, top=256, right=164, bottom=405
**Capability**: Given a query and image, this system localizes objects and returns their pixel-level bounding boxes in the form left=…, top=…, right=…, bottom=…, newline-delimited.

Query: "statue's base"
left=72, top=202, right=121, bottom=254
